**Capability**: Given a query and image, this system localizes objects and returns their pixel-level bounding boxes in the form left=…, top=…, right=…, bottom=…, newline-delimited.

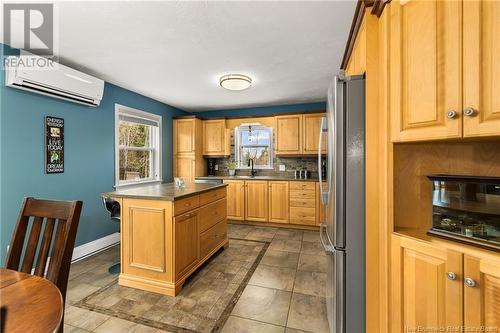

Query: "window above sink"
left=234, top=123, right=273, bottom=170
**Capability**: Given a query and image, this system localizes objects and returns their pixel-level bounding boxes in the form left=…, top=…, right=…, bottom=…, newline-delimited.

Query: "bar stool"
left=102, top=197, right=120, bottom=275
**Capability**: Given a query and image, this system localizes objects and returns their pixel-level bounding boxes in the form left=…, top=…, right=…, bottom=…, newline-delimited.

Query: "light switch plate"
left=215, top=164, right=219, bottom=171
left=279, top=164, right=286, bottom=171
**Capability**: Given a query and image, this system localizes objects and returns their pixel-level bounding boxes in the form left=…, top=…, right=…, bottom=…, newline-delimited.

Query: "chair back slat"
left=6, top=197, right=82, bottom=303
left=34, top=217, right=56, bottom=276
left=47, top=219, right=67, bottom=283
left=5, top=214, right=30, bottom=271
left=20, top=216, right=44, bottom=273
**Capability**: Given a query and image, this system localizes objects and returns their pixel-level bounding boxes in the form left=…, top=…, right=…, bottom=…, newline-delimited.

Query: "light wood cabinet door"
left=245, top=181, right=268, bottom=222
left=390, top=0, right=462, bottom=142
left=275, top=115, right=302, bottom=155
left=174, top=119, right=196, bottom=154
left=203, top=119, right=229, bottom=156
left=391, top=235, right=463, bottom=333
left=174, top=210, right=199, bottom=278
left=302, top=113, right=326, bottom=155
left=462, top=0, right=500, bottom=138
left=316, top=182, right=326, bottom=226
left=224, top=180, right=245, bottom=221
left=464, top=254, right=500, bottom=330
left=174, top=156, right=195, bottom=183
left=268, top=181, right=289, bottom=224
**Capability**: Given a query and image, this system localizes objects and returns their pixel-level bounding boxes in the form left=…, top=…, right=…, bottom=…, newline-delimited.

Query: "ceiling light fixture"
left=219, top=74, right=252, bottom=91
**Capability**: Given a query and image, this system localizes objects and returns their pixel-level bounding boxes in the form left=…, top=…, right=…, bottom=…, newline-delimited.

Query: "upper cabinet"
left=345, top=20, right=366, bottom=76
left=462, top=0, right=500, bottom=137
left=173, top=118, right=204, bottom=182
left=391, top=0, right=500, bottom=142
left=390, top=0, right=462, bottom=142
left=275, top=112, right=326, bottom=155
left=203, top=119, right=230, bottom=156
left=303, top=113, right=327, bottom=155
left=275, top=114, right=303, bottom=155
left=174, top=118, right=202, bottom=155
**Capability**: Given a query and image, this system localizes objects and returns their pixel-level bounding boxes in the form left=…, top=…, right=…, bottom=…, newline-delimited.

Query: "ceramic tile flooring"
left=64, top=223, right=328, bottom=333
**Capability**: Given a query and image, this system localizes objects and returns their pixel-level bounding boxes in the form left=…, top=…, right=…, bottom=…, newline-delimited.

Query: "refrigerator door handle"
left=320, top=223, right=334, bottom=255
left=318, top=116, right=329, bottom=205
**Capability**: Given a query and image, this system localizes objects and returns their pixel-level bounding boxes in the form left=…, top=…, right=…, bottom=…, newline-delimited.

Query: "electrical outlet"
left=215, top=164, right=219, bottom=171
left=279, top=164, right=286, bottom=171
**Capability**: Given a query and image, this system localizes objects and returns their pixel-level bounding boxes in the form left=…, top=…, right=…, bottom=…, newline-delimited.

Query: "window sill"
left=114, top=179, right=163, bottom=189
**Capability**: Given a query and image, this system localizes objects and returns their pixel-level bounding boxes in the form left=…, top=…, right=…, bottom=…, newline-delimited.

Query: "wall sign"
left=45, top=116, right=64, bottom=173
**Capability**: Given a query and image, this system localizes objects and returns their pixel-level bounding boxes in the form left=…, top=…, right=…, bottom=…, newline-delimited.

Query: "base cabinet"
left=391, top=234, right=500, bottom=333
left=391, top=235, right=463, bottom=332
left=268, top=181, right=289, bottom=223
left=464, top=255, right=500, bottom=329
left=174, top=210, right=199, bottom=278
left=224, top=180, right=245, bottom=220
left=245, top=181, right=268, bottom=222
left=225, top=179, right=322, bottom=227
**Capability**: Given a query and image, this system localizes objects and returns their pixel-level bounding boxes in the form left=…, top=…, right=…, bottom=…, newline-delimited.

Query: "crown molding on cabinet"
left=340, top=0, right=391, bottom=70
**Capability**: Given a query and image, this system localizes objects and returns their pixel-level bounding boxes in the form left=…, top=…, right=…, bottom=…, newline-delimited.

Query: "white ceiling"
left=4, top=1, right=356, bottom=111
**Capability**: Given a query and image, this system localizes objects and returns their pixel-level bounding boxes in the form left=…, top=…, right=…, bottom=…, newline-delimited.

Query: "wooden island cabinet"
left=103, top=183, right=228, bottom=296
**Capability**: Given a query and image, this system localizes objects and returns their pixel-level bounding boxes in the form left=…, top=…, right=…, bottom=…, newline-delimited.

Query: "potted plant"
left=228, top=161, right=237, bottom=176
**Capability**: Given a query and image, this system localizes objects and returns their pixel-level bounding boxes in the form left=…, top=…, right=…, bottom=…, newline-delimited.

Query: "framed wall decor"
left=45, top=116, right=64, bottom=173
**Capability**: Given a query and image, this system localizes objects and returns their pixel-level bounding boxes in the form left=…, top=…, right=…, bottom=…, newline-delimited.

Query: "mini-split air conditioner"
left=5, top=54, right=104, bottom=107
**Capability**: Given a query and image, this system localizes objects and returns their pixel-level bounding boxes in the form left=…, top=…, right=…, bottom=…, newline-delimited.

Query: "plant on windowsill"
left=228, top=161, right=237, bottom=176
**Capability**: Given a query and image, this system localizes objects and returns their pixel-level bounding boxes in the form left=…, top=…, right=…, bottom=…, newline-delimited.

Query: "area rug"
left=75, top=238, right=269, bottom=333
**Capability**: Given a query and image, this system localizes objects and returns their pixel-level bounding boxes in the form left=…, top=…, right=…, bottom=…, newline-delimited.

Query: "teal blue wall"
left=193, top=102, right=326, bottom=119
left=0, top=44, right=188, bottom=263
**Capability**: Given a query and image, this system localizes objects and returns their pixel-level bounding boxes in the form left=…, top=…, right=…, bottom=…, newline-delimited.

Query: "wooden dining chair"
left=5, top=197, right=83, bottom=320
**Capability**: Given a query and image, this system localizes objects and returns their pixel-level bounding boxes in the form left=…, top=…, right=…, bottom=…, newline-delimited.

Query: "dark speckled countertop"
left=102, top=182, right=227, bottom=201
left=195, top=176, right=321, bottom=182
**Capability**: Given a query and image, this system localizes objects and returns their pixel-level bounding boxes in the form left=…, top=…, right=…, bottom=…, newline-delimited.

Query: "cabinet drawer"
left=289, top=207, right=316, bottom=225
left=290, top=191, right=316, bottom=200
left=199, top=198, right=226, bottom=233
left=290, top=198, right=316, bottom=208
left=290, top=182, right=315, bottom=191
left=174, top=195, right=200, bottom=215
left=199, top=187, right=226, bottom=206
left=200, top=220, right=227, bottom=259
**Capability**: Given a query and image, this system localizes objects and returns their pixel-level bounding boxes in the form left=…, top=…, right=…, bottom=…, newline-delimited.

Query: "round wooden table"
left=0, top=268, right=63, bottom=333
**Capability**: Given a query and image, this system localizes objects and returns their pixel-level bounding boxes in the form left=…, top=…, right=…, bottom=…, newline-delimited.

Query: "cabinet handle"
left=446, top=110, right=458, bottom=119
left=464, top=277, right=476, bottom=288
left=446, top=272, right=457, bottom=280
left=463, top=107, right=476, bottom=117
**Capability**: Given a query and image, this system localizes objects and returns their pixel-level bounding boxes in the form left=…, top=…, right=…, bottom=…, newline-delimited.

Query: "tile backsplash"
left=208, top=129, right=319, bottom=178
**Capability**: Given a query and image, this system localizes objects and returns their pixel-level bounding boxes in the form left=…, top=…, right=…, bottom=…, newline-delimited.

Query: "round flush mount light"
left=219, top=74, right=252, bottom=91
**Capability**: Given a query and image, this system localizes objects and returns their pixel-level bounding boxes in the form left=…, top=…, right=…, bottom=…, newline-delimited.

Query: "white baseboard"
left=71, top=232, right=120, bottom=263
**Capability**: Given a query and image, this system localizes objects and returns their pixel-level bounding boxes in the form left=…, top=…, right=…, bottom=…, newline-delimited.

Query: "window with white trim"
left=235, top=124, right=273, bottom=169
left=115, top=104, right=162, bottom=187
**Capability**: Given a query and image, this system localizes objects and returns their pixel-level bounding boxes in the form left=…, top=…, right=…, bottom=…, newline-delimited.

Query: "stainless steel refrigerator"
left=318, top=74, right=365, bottom=333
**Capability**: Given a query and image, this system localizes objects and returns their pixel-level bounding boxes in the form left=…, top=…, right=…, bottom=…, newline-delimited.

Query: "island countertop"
left=102, top=182, right=227, bottom=201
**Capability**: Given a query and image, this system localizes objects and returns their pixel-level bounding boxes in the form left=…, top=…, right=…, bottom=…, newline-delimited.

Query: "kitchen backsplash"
left=209, top=129, right=319, bottom=178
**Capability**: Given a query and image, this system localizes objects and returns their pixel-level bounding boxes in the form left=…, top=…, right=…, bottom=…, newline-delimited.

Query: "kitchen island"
left=103, top=182, right=228, bottom=296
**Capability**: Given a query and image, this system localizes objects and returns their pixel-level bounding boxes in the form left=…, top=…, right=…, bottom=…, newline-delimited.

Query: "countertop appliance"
left=207, top=158, right=216, bottom=176
left=318, top=74, right=365, bottom=333
left=427, top=174, right=500, bottom=251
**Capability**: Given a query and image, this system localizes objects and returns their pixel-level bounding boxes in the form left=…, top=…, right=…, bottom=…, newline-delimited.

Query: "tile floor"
left=64, top=223, right=328, bottom=333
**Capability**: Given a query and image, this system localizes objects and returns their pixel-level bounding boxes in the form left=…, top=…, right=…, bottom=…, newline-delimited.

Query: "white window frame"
left=115, top=104, right=162, bottom=188
left=234, top=123, right=274, bottom=170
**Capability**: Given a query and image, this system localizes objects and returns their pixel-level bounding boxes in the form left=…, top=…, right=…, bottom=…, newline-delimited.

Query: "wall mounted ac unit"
left=5, top=54, right=105, bottom=107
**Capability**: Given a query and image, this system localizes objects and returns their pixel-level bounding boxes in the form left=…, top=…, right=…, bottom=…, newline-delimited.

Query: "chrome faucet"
left=248, top=158, right=257, bottom=177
